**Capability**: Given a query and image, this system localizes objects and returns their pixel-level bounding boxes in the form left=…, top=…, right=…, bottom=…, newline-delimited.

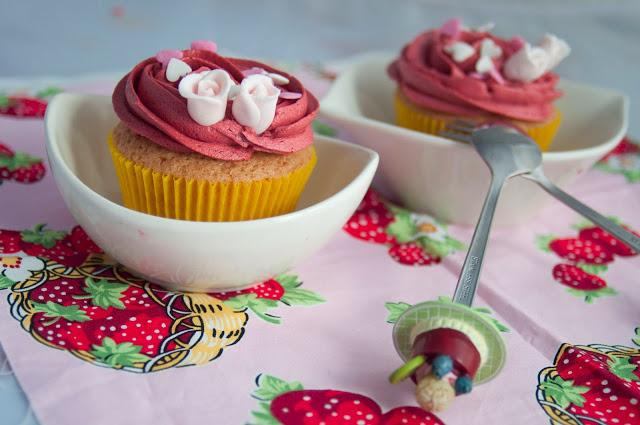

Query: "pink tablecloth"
left=0, top=65, right=639, bottom=425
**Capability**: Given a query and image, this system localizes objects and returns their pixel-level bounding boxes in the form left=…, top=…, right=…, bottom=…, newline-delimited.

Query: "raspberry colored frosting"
left=388, top=29, right=562, bottom=122
left=113, top=50, right=318, bottom=160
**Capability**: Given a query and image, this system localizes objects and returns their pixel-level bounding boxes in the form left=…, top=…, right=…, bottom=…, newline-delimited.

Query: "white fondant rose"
left=178, top=69, right=233, bottom=126
left=503, top=44, right=550, bottom=83
left=231, top=74, right=280, bottom=134
left=539, top=34, right=571, bottom=69
left=504, top=34, right=570, bottom=83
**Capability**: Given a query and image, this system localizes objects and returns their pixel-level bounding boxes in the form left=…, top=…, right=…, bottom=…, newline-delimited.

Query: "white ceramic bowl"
left=320, top=53, right=628, bottom=226
left=45, top=93, right=378, bottom=291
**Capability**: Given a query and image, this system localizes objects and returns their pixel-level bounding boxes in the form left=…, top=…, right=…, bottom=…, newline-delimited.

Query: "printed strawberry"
left=251, top=374, right=444, bottom=425
left=381, top=406, right=445, bottom=425
left=538, top=235, right=614, bottom=266
left=28, top=274, right=174, bottom=353
left=272, top=389, right=382, bottom=424
left=215, top=275, right=324, bottom=324
left=344, top=190, right=396, bottom=244
left=389, top=243, right=440, bottom=266
left=0, top=96, right=48, bottom=118
left=19, top=224, right=87, bottom=267
left=0, top=144, right=45, bottom=183
left=552, top=263, right=616, bottom=303
left=215, top=279, right=285, bottom=301
left=69, top=226, right=102, bottom=254
left=0, top=228, right=22, bottom=254
left=601, top=137, right=640, bottom=161
left=539, top=344, right=640, bottom=425
left=579, top=226, right=639, bottom=257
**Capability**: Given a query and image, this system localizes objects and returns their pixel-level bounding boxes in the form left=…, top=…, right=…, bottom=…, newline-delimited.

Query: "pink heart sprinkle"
left=440, top=18, right=462, bottom=39
left=242, top=67, right=267, bottom=77
left=469, top=72, right=486, bottom=80
left=488, top=68, right=506, bottom=85
left=156, top=50, right=183, bottom=67
left=510, top=36, right=526, bottom=51
left=279, top=91, right=302, bottom=100
left=190, top=40, right=218, bottom=53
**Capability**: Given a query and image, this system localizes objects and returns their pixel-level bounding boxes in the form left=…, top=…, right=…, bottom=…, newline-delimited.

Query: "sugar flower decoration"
left=231, top=74, right=280, bottom=134
left=504, top=34, right=570, bottom=82
left=178, top=69, right=233, bottom=126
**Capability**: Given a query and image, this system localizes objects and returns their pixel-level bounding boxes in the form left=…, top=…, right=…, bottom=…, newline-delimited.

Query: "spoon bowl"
left=472, top=127, right=542, bottom=178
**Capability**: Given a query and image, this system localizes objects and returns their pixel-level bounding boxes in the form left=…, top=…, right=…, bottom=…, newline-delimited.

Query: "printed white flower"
left=0, top=253, right=45, bottom=283
left=231, top=74, right=280, bottom=134
left=178, top=69, right=233, bottom=126
left=410, top=214, right=448, bottom=243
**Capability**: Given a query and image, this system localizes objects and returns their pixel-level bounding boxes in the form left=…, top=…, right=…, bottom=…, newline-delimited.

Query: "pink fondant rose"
left=231, top=74, right=280, bottom=134
left=178, top=69, right=233, bottom=126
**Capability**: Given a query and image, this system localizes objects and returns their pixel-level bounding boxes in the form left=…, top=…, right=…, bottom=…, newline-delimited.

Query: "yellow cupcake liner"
left=394, top=91, right=562, bottom=152
left=108, top=135, right=316, bottom=221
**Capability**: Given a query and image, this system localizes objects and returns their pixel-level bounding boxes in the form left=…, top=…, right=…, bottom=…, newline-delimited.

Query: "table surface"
left=0, top=1, right=638, bottom=424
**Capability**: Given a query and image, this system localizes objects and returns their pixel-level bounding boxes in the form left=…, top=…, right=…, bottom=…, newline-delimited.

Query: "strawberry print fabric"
left=0, top=66, right=637, bottom=425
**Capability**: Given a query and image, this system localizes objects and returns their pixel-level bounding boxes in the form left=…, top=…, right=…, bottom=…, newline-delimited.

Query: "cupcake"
left=388, top=19, right=570, bottom=151
left=111, top=40, right=318, bottom=221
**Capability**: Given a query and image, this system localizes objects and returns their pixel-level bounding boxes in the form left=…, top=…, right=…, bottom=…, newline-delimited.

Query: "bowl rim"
left=45, top=92, right=379, bottom=230
left=319, top=52, right=629, bottom=164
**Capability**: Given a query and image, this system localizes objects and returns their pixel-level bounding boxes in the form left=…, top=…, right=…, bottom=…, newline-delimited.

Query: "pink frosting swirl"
left=113, top=50, right=318, bottom=161
left=388, top=29, right=562, bottom=122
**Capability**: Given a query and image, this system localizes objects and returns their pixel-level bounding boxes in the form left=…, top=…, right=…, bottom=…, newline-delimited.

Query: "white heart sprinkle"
left=268, top=72, right=290, bottom=85
left=475, top=55, right=494, bottom=73
left=166, top=58, right=192, bottom=83
left=480, top=38, right=502, bottom=58
left=444, top=42, right=475, bottom=62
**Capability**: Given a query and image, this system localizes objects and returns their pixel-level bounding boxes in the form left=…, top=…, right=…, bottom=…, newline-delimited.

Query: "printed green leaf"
left=280, top=287, right=324, bottom=306
left=35, top=86, right=63, bottom=99
left=73, top=277, right=128, bottom=309
left=577, top=263, right=608, bottom=275
left=539, top=376, right=588, bottom=409
left=572, top=216, right=623, bottom=230
left=420, top=236, right=464, bottom=258
left=385, top=302, right=412, bottom=324
left=535, top=235, right=555, bottom=252
left=0, top=94, right=8, bottom=108
left=20, top=224, right=65, bottom=249
left=312, top=120, right=337, bottom=137
left=633, top=327, right=640, bottom=347
left=90, top=337, right=150, bottom=367
left=0, top=275, right=15, bottom=290
left=623, top=170, right=640, bottom=183
left=275, top=274, right=301, bottom=290
left=386, top=212, right=416, bottom=243
left=250, top=401, right=280, bottom=425
left=252, top=374, right=303, bottom=401
left=567, top=287, right=617, bottom=303
left=31, top=301, right=90, bottom=326
left=608, top=356, right=639, bottom=382
left=437, top=296, right=509, bottom=332
left=224, top=294, right=281, bottom=324
left=0, top=152, right=41, bottom=171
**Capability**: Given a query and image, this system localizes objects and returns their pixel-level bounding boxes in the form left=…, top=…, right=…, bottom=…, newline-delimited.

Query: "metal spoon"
left=441, top=122, right=640, bottom=256
left=452, top=126, right=541, bottom=306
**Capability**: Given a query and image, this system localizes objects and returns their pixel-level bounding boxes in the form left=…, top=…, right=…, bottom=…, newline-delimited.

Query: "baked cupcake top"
left=388, top=19, right=570, bottom=122
left=113, top=41, right=318, bottom=161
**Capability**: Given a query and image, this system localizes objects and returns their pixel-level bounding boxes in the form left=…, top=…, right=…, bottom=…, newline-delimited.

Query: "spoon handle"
left=453, top=175, right=506, bottom=307
left=528, top=171, right=640, bottom=253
